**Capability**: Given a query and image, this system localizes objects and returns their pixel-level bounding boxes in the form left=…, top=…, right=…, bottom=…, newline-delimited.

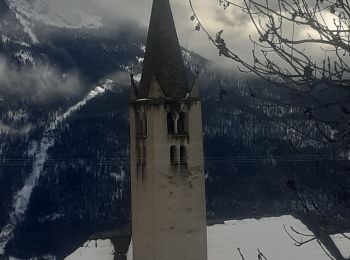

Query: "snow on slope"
left=330, top=233, right=350, bottom=259
left=0, top=81, right=113, bottom=255
left=5, top=0, right=102, bottom=43
left=1, top=34, right=30, bottom=47
left=0, top=132, right=53, bottom=255
left=14, top=50, right=35, bottom=66
left=65, top=240, right=115, bottom=260
left=33, top=0, right=103, bottom=29
left=66, top=215, right=336, bottom=260
left=7, top=3, right=38, bottom=44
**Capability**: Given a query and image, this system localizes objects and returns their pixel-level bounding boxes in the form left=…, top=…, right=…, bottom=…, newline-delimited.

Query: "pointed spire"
left=148, top=75, right=166, bottom=99
left=139, top=0, right=189, bottom=99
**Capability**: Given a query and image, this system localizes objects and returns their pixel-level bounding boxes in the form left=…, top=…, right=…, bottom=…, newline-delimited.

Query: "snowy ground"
left=66, top=215, right=341, bottom=260
left=330, top=233, right=350, bottom=259
left=208, top=215, right=331, bottom=260
left=65, top=240, right=115, bottom=260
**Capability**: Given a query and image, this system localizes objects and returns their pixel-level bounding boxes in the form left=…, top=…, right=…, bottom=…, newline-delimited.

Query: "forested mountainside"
left=1, top=75, right=342, bottom=258
left=0, top=0, right=348, bottom=258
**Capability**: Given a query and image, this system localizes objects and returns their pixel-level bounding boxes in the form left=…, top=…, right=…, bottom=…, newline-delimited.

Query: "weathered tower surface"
left=129, top=0, right=207, bottom=259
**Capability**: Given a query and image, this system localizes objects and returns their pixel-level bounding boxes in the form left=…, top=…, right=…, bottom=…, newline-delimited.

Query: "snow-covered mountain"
left=0, top=81, right=116, bottom=255
left=0, top=0, right=349, bottom=258
left=4, top=0, right=103, bottom=44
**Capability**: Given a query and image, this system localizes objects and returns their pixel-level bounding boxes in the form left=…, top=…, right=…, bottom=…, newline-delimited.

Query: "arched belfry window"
left=136, top=111, right=147, bottom=136
left=167, top=113, right=175, bottom=135
left=136, top=113, right=144, bottom=136
left=180, top=146, right=187, bottom=165
left=142, top=112, right=147, bottom=136
left=170, top=145, right=178, bottom=165
left=177, top=111, right=188, bottom=134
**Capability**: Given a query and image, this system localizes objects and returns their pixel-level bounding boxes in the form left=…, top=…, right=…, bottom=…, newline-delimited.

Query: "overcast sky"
left=3, top=0, right=253, bottom=101
left=25, top=0, right=256, bottom=67
left=101, top=0, right=254, bottom=66
left=73, top=0, right=334, bottom=67
left=21, top=0, right=336, bottom=67
left=13, top=0, right=338, bottom=72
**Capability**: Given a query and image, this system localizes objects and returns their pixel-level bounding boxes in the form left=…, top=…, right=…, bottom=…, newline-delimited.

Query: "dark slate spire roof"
left=139, top=0, right=189, bottom=99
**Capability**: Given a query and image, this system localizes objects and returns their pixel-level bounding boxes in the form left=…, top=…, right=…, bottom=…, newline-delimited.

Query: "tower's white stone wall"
left=130, top=93, right=207, bottom=260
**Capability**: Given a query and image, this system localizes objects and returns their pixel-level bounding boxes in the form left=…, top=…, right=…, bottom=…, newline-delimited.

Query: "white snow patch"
left=27, top=141, right=38, bottom=157
left=105, top=79, right=114, bottom=86
left=182, top=50, right=192, bottom=62
left=127, top=240, right=133, bottom=260
left=110, top=169, right=125, bottom=182
left=136, top=57, right=144, bottom=64
left=140, top=44, right=146, bottom=53
left=6, top=108, right=28, bottom=122
left=133, top=74, right=141, bottom=83
left=182, top=50, right=198, bottom=74
left=0, top=133, right=54, bottom=254
left=7, top=0, right=102, bottom=34
left=18, top=17, right=38, bottom=44
left=331, top=233, right=350, bottom=259
left=52, top=84, right=109, bottom=128
left=15, top=50, right=34, bottom=65
left=0, top=84, right=110, bottom=254
left=39, top=213, right=65, bottom=222
left=9, top=3, right=39, bottom=44
left=65, top=240, right=115, bottom=260
left=1, top=34, right=10, bottom=44
left=1, top=34, right=31, bottom=47
left=208, top=215, right=331, bottom=260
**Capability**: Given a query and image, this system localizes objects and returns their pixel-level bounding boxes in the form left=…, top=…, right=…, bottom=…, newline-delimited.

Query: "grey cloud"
left=25, top=0, right=328, bottom=65
left=23, top=0, right=239, bottom=64
left=21, top=0, right=301, bottom=68
left=0, top=55, right=83, bottom=103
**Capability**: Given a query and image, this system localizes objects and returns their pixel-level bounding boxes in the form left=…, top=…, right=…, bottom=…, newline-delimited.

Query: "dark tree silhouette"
left=190, top=0, right=350, bottom=88
left=189, top=0, right=350, bottom=144
left=189, top=0, right=350, bottom=259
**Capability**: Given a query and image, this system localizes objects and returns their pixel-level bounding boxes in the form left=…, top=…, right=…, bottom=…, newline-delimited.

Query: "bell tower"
left=129, top=0, right=207, bottom=259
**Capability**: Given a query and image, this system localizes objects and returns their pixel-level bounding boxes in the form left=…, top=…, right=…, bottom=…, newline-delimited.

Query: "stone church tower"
left=129, top=0, right=207, bottom=259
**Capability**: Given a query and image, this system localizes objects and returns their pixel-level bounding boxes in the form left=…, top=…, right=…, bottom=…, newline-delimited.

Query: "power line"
left=0, top=155, right=347, bottom=160
left=0, top=155, right=347, bottom=166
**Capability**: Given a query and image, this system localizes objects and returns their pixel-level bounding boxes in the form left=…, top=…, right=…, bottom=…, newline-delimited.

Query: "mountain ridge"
left=0, top=3, right=347, bottom=258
